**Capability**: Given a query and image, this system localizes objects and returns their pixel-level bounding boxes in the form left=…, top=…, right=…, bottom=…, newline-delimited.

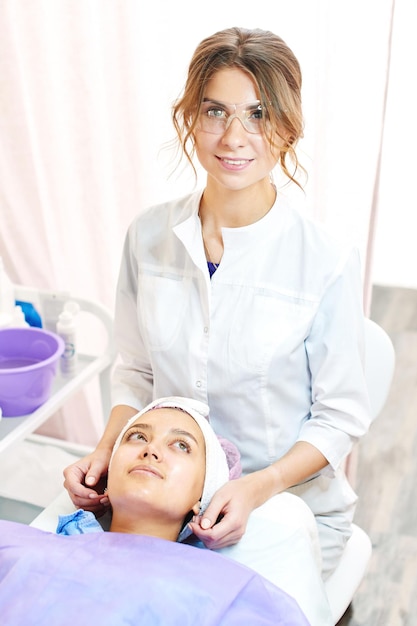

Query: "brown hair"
left=171, top=27, right=305, bottom=188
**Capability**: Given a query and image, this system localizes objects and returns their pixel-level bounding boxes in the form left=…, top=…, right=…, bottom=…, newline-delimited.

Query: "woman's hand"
left=63, top=404, right=140, bottom=514
left=63, top=448, right=112, bottom=515
left=188, top=472, right=269, bottom=550
left=187, top=442, right=329, bottom=550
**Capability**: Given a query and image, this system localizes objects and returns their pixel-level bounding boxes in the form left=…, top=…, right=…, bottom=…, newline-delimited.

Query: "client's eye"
left=125, top=429, right=147, bottom=443
left=172, top=439, right=191, bottom=453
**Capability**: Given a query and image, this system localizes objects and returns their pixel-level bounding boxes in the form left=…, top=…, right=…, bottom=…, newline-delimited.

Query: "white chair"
left=324, top=318, right=396, bottom=623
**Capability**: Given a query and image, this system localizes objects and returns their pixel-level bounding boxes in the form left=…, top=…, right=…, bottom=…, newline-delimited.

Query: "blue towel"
left=56, top=509, right=103, bottom=535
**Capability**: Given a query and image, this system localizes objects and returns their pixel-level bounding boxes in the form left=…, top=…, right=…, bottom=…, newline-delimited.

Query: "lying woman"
left=0, top=397, right=332, bottom=624
left=56, top=396, right=237, bottom=542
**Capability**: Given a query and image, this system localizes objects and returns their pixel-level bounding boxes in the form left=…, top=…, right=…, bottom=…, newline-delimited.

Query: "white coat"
left=112, top=188, right=371, bottom=578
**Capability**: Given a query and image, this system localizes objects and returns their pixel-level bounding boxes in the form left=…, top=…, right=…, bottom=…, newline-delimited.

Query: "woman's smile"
left=217, top=156, right=254, bottom=170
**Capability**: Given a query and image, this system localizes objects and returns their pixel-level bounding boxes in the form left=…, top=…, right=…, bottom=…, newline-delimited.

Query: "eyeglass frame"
left=197, top=99, right=270, bottom=135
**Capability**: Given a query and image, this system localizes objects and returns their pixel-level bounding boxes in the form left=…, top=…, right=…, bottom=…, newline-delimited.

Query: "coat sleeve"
left=298, top=247, right=372, bottom=474
left=111, top=221, right=154, bottom=410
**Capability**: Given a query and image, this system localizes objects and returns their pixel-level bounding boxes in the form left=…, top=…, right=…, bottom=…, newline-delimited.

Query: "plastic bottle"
left=0, top=257, right=15, bottom=320
left=56, top=301, right=80, bottom=376
left=12, top=305, right=30, bottom=327
left=0, top=312, right=13, bottom=329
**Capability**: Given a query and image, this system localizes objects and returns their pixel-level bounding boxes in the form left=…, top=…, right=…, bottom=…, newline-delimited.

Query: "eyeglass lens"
left=199, top=100, right=264, bottom=134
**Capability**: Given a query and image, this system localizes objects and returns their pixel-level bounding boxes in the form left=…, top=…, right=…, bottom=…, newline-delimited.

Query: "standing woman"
left=64, top=26, right=370, bottom=588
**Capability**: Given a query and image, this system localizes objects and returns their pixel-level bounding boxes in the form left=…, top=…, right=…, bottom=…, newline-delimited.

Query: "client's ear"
left=191, top=501, right=201, bottom=516
left=181, top=501, right=201, bottom=532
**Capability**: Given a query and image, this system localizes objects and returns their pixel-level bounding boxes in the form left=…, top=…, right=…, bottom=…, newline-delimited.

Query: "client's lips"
left=129, top=464, right=163, bottom=478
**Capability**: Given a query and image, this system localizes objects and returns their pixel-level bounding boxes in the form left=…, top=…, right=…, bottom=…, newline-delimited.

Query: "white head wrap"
left=110, top=396, right=230, bottom=541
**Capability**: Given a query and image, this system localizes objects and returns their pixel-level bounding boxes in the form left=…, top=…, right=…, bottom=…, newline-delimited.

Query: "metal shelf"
left=0, top=286, right=116, bottom=455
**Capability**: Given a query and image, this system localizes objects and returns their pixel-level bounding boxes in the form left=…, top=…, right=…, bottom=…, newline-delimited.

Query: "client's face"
left=107, top=408, right=206, bottom=522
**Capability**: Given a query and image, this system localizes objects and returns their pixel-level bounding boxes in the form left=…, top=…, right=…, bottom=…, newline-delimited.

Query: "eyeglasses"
left=198, top=99, right=266, bottom=135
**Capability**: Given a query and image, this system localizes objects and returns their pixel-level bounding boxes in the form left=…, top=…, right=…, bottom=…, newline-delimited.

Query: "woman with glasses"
left=63, top=26, right=370, bottom=605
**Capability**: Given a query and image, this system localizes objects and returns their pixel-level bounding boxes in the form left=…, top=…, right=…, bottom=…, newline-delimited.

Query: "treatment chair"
left=31, top=318, right=395, bottom=625
left=324, top=318, right=396, bottom=623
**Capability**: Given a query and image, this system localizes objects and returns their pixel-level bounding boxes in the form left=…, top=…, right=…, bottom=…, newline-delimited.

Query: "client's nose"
left=140, top=443, right=159, bottom=460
